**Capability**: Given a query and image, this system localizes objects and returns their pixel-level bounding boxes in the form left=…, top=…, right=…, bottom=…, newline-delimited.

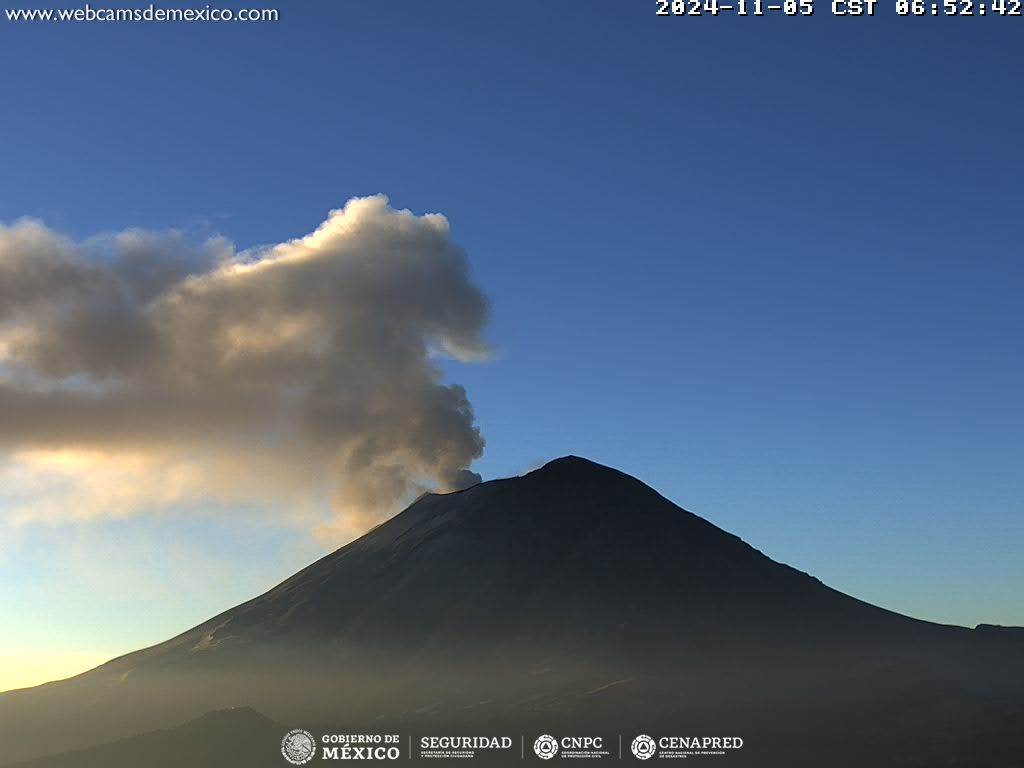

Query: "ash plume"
left=0, top=196, right=488, bottom=539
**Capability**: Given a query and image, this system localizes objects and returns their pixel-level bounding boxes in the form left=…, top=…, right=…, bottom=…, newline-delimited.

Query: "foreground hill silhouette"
left=7, top=708, right=284, bottom=768
left=2, top=457, right=1021, bottom=766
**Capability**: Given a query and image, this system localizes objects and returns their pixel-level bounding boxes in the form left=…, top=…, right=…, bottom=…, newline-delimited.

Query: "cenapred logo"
left=534, top=734, right=559, bottom=760
left=282, top=729, right=317, bottom=765
left=631, top=734, right=657, bottom=760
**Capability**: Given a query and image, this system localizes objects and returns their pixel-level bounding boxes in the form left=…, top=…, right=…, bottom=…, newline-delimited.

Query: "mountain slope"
left=1, top=456, right=1021, bottom=767
left=76, top=456, right=958, bottom=657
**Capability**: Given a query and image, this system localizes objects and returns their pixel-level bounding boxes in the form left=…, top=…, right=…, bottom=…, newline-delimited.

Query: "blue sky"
left=1, top=2, right=1022, bottom=689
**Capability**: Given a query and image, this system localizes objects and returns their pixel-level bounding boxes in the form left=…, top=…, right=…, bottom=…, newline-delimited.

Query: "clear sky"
left=1, top=2, right=1022, bottom=692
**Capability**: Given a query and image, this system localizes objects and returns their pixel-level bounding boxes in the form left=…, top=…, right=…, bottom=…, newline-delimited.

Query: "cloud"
left=0, top=196, right=489, bottom=540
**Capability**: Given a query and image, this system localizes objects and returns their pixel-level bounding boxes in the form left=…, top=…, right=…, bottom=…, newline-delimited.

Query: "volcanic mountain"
left=2, top=457, right=1021, bottom=767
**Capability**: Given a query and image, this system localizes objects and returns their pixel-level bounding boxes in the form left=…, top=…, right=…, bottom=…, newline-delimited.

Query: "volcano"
left=2, top=457, right=1022, bottom=767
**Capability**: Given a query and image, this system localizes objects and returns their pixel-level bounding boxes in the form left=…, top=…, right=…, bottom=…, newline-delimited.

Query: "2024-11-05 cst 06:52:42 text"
left=656, top=0, right=1022, bottom=15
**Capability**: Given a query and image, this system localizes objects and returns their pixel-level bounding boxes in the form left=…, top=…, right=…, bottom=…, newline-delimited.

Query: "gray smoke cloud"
left=0, top=196, right=488, bottom=539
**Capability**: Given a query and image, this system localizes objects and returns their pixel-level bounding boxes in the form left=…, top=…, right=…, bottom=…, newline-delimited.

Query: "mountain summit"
left=108, top=454, right=940, bottom=659
left=2, top=457, right=1021, bottom=767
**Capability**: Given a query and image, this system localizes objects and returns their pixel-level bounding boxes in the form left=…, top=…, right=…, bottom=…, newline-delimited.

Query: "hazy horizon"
left=2, top=455, right=1020, bottom=693
left=3, top=2, right=1022, bottom=697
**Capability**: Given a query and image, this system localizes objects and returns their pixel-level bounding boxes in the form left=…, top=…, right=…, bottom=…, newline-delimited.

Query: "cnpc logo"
left=533, top=735, right=558, bottom=759
left=534, top=735, right=605, bottom=759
